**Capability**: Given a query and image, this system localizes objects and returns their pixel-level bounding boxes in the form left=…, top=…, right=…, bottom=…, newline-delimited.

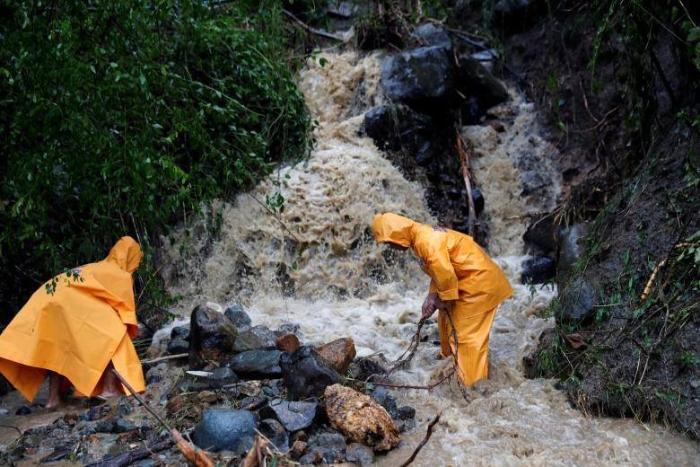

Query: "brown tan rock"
left=315, top=338, right=356, bottom=374
left=276, top=333, right=301, bottom=353
left=323, top=384, right=400, bottom=451
left=290, top=440, right=307, bottom=459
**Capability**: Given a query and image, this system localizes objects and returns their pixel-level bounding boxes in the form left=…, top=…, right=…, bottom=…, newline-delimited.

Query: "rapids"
left=159, top=51, right=700, bottom=465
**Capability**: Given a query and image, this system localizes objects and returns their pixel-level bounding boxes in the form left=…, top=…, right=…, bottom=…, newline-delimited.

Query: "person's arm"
left=416, top=233, right=458, bottom=320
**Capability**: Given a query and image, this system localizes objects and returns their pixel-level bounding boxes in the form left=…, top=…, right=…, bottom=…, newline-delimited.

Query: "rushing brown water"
left=159, top=51, right=700, bottom=466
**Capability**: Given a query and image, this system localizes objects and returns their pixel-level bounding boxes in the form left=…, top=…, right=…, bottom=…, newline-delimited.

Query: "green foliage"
left=0, top=0, right=311, bottom=319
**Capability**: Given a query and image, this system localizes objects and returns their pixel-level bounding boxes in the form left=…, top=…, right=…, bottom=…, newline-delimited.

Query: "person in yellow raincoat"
left=0, top=237, right=146, bottom=408
left=372, top=213, right=512, bottom=386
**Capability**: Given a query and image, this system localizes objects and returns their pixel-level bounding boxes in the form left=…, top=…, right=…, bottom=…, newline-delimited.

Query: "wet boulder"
left=324, top=384, right=400, bottom=451
left=362, top=104, right=438, bottom=165
left=524, top=213, right=558, bottom=255
left=268, top=399, right=318, bottom=432
left=224, top=303, right=252, bottom=329
left=228, top=350, right=283, bottom=379
left=192, top=408, right=256, bottom=454
left=189, top=303, right=237, bottom=369
left=276, top=333, right=301, bottom=353
left=370, top=387, right=399, bottom=419
left=171, top=325, right=190, bottom=341
left=299, top=431, right=347, bottom=464
left=456, top=57, right=509, bottom=115
left=348, top=356, right=387, bottom=381
left=280, top=346, right=341, bottom=400
left=259, top=419, right=289, bottom=454
left=411, top=23, right=451, bottom=49
left=381, top=46, right=455, bottom=112
left=521, top=256, right=556, bottom=284
left=558, top=277, right=597, bottom=323
left=315, top=337, right=356, bottom=375
left=167, top=337, right=189, bottom=354
left=233, top=325, right=277, bottom=353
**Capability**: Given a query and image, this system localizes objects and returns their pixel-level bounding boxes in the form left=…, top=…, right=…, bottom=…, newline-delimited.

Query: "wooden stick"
left=111, top=369, right=215, bottom=467
left=399, top=413, right=441, bottom=467
left=356, top=367, right=456, bottom=391
left=85, top=439, right=173, bottom=467
left=455, top=130, right=477, bottom=237
left=386, top=318, right=426, bottom=375
left=282, top=9, right=347, bottom=41
left=141, top=353, right=189, bottom=365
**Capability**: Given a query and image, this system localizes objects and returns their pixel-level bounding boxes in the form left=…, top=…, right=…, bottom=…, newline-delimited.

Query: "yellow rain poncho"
left=0, top=237, right=146, bottom=401
left=372, top=213, right=512, bottom=385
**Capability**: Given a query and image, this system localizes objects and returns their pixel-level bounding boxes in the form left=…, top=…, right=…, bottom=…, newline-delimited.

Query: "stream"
left=159, top=51, right=700, bottom=466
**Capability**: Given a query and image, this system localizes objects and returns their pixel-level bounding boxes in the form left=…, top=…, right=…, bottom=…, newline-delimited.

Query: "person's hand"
left=421, top=293, right=438, bottom=321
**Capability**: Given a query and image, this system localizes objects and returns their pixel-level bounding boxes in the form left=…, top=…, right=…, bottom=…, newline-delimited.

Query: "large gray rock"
left=192, top=408, right=256, bottom=454
left=381, top=46, right=455, bottom=111
left=559, top=277, right=597, bottom=323
left=280, top=346, right=341, bottom=400
left=233, top=325, right=277, bottom=352
left=228, top=350, right=283, bottom=379
left=268, top=399, right=318, bottom=432
left=224, top=303, right=252, bottom=329
left=189, top=304, right=237, bottom=369
left=521, top=256, right=556, bottom=284
left=456, top=57, right=509, bottom=112
left=362, top=104, right=437, bottom=165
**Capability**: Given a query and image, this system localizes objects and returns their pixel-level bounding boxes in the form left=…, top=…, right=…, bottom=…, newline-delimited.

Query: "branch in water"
left=399, top=413, right=441, bottom=467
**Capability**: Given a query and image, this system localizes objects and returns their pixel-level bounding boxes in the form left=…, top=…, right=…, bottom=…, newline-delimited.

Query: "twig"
left=399, top=413, right=441, bottom=467
left=351, top=367, right=456, bottom=391
left=386, top=319, right=426, bottom=375
left=142, top=353, right=189, bottom=365
left=85, top=439, right=173, bottom=467
left=245, top=192, right=302, bottom=243
left=455, top=130, right=477, bottom=237
left=111, top=369, right=215, bottom=467
left=282, top=9, right=347, bottom=42
left=0, top=424, right=22, bottom=435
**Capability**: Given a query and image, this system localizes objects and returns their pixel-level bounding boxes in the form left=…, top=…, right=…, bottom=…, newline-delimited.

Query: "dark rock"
left=411, top=23, right=451, bottom=49
left=348, top=357, right=387, bottom=381
left=315, top=338, right=356, bottom=375
left=189, top=304, right=237, bottom=369
left=380, top=46, right=455, bottom=112
left=233, top=325, right=277, bottom=352
left=346, top=442, right=375, bottom=466
left=262, top=380, right=283, bottom=398
left=557, top=224, right=590, bottom=283
left=361, top=104, right=438, bottom=165
left=559, top=277, right=597, bottom=323
left=167, top=337, right=189, bottom=354
left=276, top=333, right=301, bottom=353
left=299, top=431, right=347, bottom=465
left=521, top=256, right=556, bottom=284
left=370, top=387, right=399, bottom=418
left=84, top=405, right=110, bottom=422
left=524, top=213, right=558, bottom=254
left=239, top=395, right=268, bottom=411
left=396, top=405, right=416, bottom=420
left=191, top=408, right=256, bottom=454
left=228, top=350, right=283, bottom=379
left=224, top=303, right=252, bottom=329
left=259, top=419, right=289, bottom=454
left=171, top=325, right=190, bottom=341
left=206, top=367, right=239, bottom=388
left=268, top=399, right=318, bottom=432
left=396, top=417, right=417, bottom=433
left=16, top=405, right=31, bottom=415
left=280, top=346, right=341, bottom=400
left=456, top=57, right=509, bottom=115
left=112, top=418, right=137, bottom=433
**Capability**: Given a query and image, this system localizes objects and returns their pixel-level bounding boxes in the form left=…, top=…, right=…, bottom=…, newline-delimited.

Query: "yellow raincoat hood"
left=106, top=236, right=143, bottom=273
left=371, top=213, right=416, bottom=248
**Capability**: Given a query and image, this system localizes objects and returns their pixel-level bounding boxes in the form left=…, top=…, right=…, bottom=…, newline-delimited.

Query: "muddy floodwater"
left=160, top=52, right=700, bottom=466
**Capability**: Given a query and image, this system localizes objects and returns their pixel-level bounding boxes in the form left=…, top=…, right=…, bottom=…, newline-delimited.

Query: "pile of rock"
left=161, top=302, right=415, bottom=464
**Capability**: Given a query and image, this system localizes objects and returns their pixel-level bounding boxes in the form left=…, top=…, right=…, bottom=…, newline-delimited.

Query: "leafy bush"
left=0, top=0, right=311, bottom=321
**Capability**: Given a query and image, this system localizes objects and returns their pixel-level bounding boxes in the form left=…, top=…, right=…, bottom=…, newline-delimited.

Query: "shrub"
left=0, top=0, right=311, bottom=322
